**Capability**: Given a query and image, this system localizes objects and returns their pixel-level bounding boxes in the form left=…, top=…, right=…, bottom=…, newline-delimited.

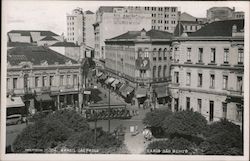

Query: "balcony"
left=228, top=89, right=243, bottom=97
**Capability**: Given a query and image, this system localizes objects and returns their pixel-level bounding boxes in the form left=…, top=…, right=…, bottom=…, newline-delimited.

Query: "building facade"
left=7, top=46, right=84, bottom=114
left=170, top=19, right=244, bottom=126
left=207, top=7, right=245, bottom=22
left=66, top=8, right=95, bottom=47
left=7, top=30, right=63, bottom=46
left=93, top=6, right=152, bottom=61
left=105, top=29, right=172, bottom=107
left=49, top=42, right=81, bottom=61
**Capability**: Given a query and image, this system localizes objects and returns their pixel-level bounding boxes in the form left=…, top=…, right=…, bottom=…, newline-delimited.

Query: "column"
left=57, top=94, right=60, bottom=110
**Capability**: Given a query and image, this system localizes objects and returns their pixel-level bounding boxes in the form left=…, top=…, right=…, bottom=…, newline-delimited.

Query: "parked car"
left=6, top=114, right=23, bottom=125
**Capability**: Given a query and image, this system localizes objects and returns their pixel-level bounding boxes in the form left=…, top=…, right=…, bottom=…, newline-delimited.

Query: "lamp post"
left=108, top=83, right=111, bottom=133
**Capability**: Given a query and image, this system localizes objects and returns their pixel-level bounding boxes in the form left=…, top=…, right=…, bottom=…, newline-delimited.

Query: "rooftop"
left=8, top=30, right=59, bottom=37
left=98, top=6, right=124, bottom=13
left=108, top=29, right=173, bottom=40
left=7, top=42, right=35, bottom=47
left=7, top=46, right=78, bottom=66
left=189, top=19, right=244, bottom=37
left=51, top=41, right=79, bottom=47
left=40, top=36, right=58, bottom=41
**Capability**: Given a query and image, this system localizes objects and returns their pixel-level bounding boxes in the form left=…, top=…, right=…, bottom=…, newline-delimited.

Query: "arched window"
left=144, top=48, right=149, bottom=57
left=153, top=66, right=156, bottom=78
left=163, top=48, right=167, bottom=60
left=137, top=48, right=143, bottom=59
left=153, top=48, right=157, bottom=61
left=158, top=48, right=162, bottom=61
left=163, top=65, right=167, bottom=78
left=158, top=65, right=162, bottom=78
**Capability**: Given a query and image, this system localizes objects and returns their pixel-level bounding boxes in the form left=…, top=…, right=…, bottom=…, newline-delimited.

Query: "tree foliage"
left=143, top=109, right=172, bottom=128
left=12, top=110, right=123, bottom=153
left=199, top=119, right=243, bottom=155
left=146, top=137, right=196, bottom=155
left=162, top=110, right=207, bottom=137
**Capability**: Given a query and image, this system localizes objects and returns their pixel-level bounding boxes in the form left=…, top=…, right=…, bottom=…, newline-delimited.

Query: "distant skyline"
left=3, top=1, right=248, bottom=36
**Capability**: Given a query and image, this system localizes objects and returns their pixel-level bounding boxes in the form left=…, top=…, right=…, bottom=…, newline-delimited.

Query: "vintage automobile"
left=6, top=114, right=23, bottom=125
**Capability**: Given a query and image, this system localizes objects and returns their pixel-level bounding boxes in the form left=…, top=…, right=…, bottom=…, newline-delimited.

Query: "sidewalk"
left=124, top=132, right=145, bottom=154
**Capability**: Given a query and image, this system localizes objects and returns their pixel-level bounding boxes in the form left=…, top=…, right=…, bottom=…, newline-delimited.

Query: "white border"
left=1, top=1, right=249, bottom=161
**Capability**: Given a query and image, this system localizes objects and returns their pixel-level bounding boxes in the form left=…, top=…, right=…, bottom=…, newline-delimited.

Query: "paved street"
left=88, top=80, right=150, bottom=154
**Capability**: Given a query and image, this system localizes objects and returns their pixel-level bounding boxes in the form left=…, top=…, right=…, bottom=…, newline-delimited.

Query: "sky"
left=3, top=0, right=249, bottom=36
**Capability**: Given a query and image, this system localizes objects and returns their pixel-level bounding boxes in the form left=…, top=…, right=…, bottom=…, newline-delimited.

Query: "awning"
left=111, top=79, right=120, bottom=87
left=36, top=94, right=53, bottom=101
left=97, top=72, right=103, bottom=77
left=136, top=87, right=147, bottom=98
left=116, top=82, right=123, bottom=89
left=7, top=96, right=25, bottom=108
left=154, top=86, right=168, bottom=98
left=99, top=74, right=107, bottom=80
left=105, top=77, right=115, bottom=84
left=121, top=86, right=134, bottom=96
left=119, top=84, right=128, bottom=92
left=226, top=96, right=243, bottom=104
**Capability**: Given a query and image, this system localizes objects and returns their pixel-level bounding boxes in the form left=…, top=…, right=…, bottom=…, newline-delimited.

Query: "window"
left=210, top=74, right=215, bottom=88
left=198, top=73, right=202, bottom=87
left=224, top=48, right=229, bottom=63
left=186, top=72, right=191, bottom=86
left=49, top=76, right=54, bottom=86
left=145, top=48, right=149, bottom=57
left=223, top=75, right=228, bottom=89
left=237, top=76, right=243, bottom=92
left=187, top=47, right=191, bottom=61
left=153, top=48, right=157, bottom=61
left=171, top=7, right=176, bottom=12
left=13, top=78, right=17, bottom=89
left=153, top=66, right=156, bottom=78
left=186, top=97, right=190, bottom=110
left=222, top=102, right=227, bottom=119
left=190, top=26, right=193, bottom=30
left=209, top=101, right=214, bottom=121
left=198, top=48, right=203, bottom=63
left=163, top=48, right=167, bottom=60
left=197, top=99, right=202, bottom=113
left=174, top=72, right=179, bottom=83
left=158, top=66, right=162, bottom=78
left=66, top=75, right=71, bottom=85
left=42, top=76, right=46, bottom=87
left=158, top=48, right=162, bottom=61
left=163, top=65, right=167, bottom=78
left=7, top=78, right=10, bottom=90
left=238, top=48, right=244, bottom=64
left=236, top=105, right=242, bottom=122
left=35, top=77, right=39, bottom=87
left=73, top=74, right=78, bottom=85
left=60, top=75, right=64, bottom=86
left=210, top=48, right=216, bottom=63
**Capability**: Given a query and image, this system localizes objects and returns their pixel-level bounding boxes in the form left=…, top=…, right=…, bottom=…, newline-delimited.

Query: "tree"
left=12, top=110, right=123, bottom=154
left=146, top=137, right=196, bottom=155
left=199, top=119, right=243, bottom=155
left=162, top=110, right=207, bottom=143
left=143, top=109, right=172, bottom=137
left=13, top=110, right=89, bottom=152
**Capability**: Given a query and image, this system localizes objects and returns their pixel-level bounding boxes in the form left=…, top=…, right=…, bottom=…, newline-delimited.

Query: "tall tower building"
left=66, top=8, right=95, bottom=48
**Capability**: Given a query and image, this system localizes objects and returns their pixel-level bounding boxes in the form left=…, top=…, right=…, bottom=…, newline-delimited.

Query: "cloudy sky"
left=3, top=0, right=248, bottom=35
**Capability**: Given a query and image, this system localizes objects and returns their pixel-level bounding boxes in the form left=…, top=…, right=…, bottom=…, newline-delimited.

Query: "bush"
left=143, top=109, right=172, bottom=137
left=12, top=109, right=123, bottom=154
left=162, top=110, right=207, bottom=138
left=146, top=137, right=196, bottom=155
left=199, top=119, right=243, bottom=155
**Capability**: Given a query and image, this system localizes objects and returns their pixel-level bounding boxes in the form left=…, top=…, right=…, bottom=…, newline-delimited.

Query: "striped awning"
left=121, top=85, right=134, bottom=97
left=111, top=79, right=120, bottom=87
left=36, top=94, right=53, bottom=101
left=97, top=72, right=103, bottom=77
left=7, top=97, right=25, bottom=108
left=105, top=77, right=115, bottom=84
left=136, top=87, right=147, bottom=98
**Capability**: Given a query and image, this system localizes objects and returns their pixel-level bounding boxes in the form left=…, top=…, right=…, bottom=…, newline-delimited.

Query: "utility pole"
left=108, top=84, right=111, bottom=133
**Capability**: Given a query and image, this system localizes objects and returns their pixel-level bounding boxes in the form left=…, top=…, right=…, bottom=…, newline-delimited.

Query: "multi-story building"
left=105, top=29, right=172, bottom=107
left=174, top=12, right=207, bottom=35
left=93, top=6, right=179, bottom=62
left=7, top=46, right=84, bottom=114
left=170, top=19, right=244, bottom=126
left=66, top=8, right=95, bottom=47
left=93, top=6, right=152, bottom=62
left=207, top=7, right=245, bottom=22
left=7, top=30, right=63, bottom=46
left=49, top=41, right=81, bottom=61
